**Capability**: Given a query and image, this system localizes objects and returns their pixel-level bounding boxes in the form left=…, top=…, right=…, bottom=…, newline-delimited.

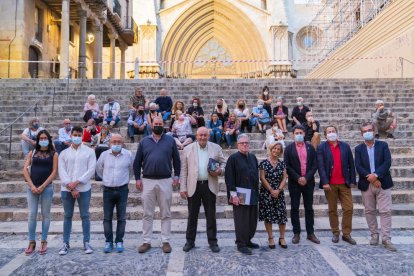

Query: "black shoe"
left=247, top=241, right=260, bottom=249
left=237, top=247, right=252, bottom=255
left=278, top=238, right=288, bottom=249
left=209, top=244, right=220, bottom=253
left=182, top=242, right=195, bottom=252
left=387, top=133, right=395, bottom=139
left=332, top=234, right=340, bottom=243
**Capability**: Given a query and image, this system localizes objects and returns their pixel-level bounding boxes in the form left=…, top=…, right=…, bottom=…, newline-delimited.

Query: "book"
left=208, top=158, right=220, bottom=172
left=236, top=187, right=252, bottom=205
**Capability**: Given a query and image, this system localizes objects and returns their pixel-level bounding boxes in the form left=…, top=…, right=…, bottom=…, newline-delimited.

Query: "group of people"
left=23, top=111, right=397, bottom=256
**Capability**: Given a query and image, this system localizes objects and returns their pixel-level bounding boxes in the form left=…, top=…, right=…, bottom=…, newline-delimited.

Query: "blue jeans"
left=209, top=129, right=222, bottom=144
left=159, top=111, right=171, bottom=121
left=27, top=185, right=53, bottom=241
left=128, top=124, right=149, bottom=138
left=105, top=116, right=121, bottom=125
left=61, top=190, right=91, bottom=243
left=225, top=133, right=238, bottom=147
left=54, top=141, right=69, bottom=154
left=103, top=185, right=129, bottom=243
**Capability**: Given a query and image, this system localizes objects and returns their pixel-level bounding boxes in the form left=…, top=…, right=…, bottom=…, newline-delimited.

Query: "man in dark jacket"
left=284, top=125, right=319, bottom=244
left=317, top=126, right=356, bottom=245
left=225, top=134, right=259, bottom=255
left=355, top=122, right=396, bottom=252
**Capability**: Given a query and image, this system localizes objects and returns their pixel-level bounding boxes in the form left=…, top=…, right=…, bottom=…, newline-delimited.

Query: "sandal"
left=268, top=237, right=276, bottom=249
left=39, top=240, right=48, bottom=255
left=25, top=240, right=36, bottom=255
left=279, top=238, right=288, bottom=249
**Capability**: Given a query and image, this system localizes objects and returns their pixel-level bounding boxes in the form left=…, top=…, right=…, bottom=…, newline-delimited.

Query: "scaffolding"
left=301, top=0, right=394, bottom=71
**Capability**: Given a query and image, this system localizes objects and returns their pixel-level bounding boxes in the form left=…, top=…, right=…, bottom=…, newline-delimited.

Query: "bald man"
left=96, top=134, right=133, bottom=253
left=180, top=127, right=226, bottom=253
left=154, top=88, right=173, bottom=121
left=54, top=119, right=73, bottom=153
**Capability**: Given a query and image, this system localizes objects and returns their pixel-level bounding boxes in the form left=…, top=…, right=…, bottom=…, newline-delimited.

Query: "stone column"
left=109, top=33, right=117, bottom=79
left=78, top=9, right=87, bottom=79
left=93, top=22, right=103, bottom=79
left=119, top=42, right=127, bottom=79
left=269, top=24, right=292, bottom=78
left=59, top=0, right=70, bottom=79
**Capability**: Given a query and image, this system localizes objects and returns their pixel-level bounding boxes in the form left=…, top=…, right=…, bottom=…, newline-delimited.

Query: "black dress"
left=259, top=159, right=288, bottom=224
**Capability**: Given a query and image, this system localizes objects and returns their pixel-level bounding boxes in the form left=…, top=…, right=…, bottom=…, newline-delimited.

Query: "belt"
left=197, top=180, right=208, bottom=184
left=103, top=184, right=128, bottom=190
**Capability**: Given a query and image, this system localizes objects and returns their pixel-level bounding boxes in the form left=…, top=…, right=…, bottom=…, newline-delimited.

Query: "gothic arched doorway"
left=28, top=46, right=41, bottom=78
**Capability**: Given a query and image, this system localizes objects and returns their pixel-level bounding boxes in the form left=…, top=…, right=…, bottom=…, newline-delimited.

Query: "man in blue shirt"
left=155, top=89, right=173, bottom=121
left=54, top=119, right=72, bottom=153
left=127, top=104, right=148, bottom=142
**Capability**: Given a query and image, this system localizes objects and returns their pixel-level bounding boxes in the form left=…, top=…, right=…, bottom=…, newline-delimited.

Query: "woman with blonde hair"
left=259, top=142, right=288, bottom=249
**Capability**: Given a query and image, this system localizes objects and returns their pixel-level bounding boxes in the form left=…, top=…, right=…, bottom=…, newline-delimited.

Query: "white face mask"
left=327, top=132, right=338, bottom=142
left=263, top=91, right=269, bottom=96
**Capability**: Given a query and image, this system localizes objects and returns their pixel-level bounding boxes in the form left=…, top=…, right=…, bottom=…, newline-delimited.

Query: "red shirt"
left=295, top=142, right=307, bottom=177
left=329, top=142, right=346, bottom=185
left=82, top=126, right=101, bottom=143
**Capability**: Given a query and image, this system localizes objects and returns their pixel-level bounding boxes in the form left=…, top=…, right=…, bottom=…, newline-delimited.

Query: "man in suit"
left=355, top=122, right=396, bottom=251
left=225, top=134, right=260, bottom=255
left=317, top=126, right=356, bottom=245
left=180, top=127, right=226, bottom=253
left=284, top=125, right=319, bottom=244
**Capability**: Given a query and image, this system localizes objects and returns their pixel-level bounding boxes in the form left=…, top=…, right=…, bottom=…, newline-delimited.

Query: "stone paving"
left=0, top=230, right=413, bottom=276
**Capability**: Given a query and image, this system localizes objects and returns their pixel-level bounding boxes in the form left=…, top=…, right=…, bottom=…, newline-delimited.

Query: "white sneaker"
left=84, top=242, right=94, bottom=254
left=59, top=243, right=70, bottom=255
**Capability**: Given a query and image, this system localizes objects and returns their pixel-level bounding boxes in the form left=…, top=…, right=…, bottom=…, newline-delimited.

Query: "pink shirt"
left=295, top=142, right=307, bottom=176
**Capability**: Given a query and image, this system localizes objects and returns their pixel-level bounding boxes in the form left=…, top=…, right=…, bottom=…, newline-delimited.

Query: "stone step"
left=1, top=189, right=414, bottom=209
left=1, top=203, right=414, bottom=221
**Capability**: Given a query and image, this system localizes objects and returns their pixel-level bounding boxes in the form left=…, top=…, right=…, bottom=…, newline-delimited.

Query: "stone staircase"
left=0, top=79, right=413, bottom=222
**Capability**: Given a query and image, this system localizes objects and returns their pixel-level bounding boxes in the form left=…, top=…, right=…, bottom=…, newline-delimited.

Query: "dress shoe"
left=162, top=242, right=172, bottom=253
left=382, top=240, right=397, bottom=252
left=209, top=244, right=220, bottom=253
left=307, top=233, right=320, bottom=244
left=292, top=234, right=300, bottom=244
left=278, top=238, right=288, bottom=249
left=138, top=243, right=151, bottom=253
left=268, top=237, right=276, bottom=249
left=342, top=234, right=357, bottom=245
left=247, top=241, right=260, bottom=249
left=238, top=247, right=252, bottom=255
left=332, top=234, right=340, bottom=243
left=370, top=234, right=379, bottom=246
left=183, top=242, right=195, bottom=252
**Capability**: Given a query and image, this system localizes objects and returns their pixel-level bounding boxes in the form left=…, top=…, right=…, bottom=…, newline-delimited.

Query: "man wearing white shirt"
left=54, top=119, right=72, bottom=153
left=58, top=126, right=96, bottom=255
left=96, top=134, right=133, bottom=254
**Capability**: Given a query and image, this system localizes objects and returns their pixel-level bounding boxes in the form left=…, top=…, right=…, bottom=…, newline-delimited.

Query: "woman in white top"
left=83, top=94, right=103, bottom=124
left=170, top=110, right=196, bottom=150
left=234, top=99, right=251, bottom=133
left=103, top=96, right=121, bottom=126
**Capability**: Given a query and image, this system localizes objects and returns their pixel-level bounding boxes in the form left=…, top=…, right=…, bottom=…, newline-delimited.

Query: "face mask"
left=297, top=102, right=303, bottom=106
left=65, top=125, right=71, bottom=131
left=39, top=140, right=49, bottom=147
left=193, top=103, right=198, bottom=107
left=72, top=136, right=82, bottom=145
left=257, top=105, right=263, bottom=109
left=276, top=102, right=282, bottom=107
left=153, top=126, right=164, bottom=135
left=32, top=123, right=39, bottom=129
left=363, top=131, right=374, bottom=141
left=151, top=110, right=156, bottom=113
left=238, top=104, right=244, bottom=109
left=111, top=145, right=122, bottom=153
left=294, top=134, right=304, bottom=143
left=327, top=133, right=338, bottom=142
left=138, top=110, right=144, bottom=115
left=263, top=91, right=269, bottom=96
left=179, top=115, right=185, bottom=121
left=217, top=104, right=222, bottom=109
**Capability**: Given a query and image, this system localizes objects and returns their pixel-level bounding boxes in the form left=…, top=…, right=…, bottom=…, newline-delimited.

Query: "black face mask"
left=151, top=110, right=156, bottom=113
left=238, top=105, right=244, bottom=109
left=138, top=110, right=144, bottom=115
left=153, top=126, right=164, bottom=135
left=217, top=105, right=222, bottom=108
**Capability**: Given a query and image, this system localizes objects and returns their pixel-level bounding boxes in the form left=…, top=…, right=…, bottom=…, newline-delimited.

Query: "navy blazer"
left=316, top=141, right=356, bottom=189
left=354, top=140, right=393, bottom=191
left=284, top=142, right=317, bottom=186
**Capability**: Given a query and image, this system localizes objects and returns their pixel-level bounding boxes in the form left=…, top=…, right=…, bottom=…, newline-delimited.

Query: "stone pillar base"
left=129, top=64, right=160, bottom=79
left=266, top=64, right=296, bottom=78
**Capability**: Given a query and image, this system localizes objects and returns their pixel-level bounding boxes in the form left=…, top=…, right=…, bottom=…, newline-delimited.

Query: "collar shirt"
left=96, top=149, right=133, bottom=187
left=128, top=113, right=147, bottom=127
left=366, top=142, right=376, bottom=173
left=58, top=144, right=96, bottom=192
left=295, top=142, right=307, bottom=177
left=197, top=142, right=209, bottom=181
left=58, top=127, right=72, bottom=143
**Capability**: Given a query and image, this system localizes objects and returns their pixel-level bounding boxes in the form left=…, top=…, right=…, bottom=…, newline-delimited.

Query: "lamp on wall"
left=86, top=33, right=95, bottom=44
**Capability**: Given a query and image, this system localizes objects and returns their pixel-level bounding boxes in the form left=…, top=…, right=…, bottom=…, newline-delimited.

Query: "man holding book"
left=180, top=127, right=226, bottom=253
left=225, top=134, right=260, bottom=255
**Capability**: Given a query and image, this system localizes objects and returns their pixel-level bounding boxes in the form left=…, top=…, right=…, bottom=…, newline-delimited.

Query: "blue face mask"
left=111, top=145, right=122, bottom=153
left=363, top=131, right=374, bottom=141
left=72, top=136, right=82, bottom=145
left=39, top=140, right=49, bottom=147
left=33, top=123, right=40, bottom=129
left=295, top=134, right=304, bottom=143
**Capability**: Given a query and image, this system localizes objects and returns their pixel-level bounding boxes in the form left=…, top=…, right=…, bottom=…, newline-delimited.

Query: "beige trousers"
left=361, top=184, right=392, bottom=241
left=142, top=178, right=173, bottom=243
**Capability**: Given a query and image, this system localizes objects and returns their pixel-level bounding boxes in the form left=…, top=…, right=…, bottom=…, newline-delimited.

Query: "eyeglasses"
left=361, top=129, right=373, bottom=133
left=237, top=142, right=249, bottom=145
